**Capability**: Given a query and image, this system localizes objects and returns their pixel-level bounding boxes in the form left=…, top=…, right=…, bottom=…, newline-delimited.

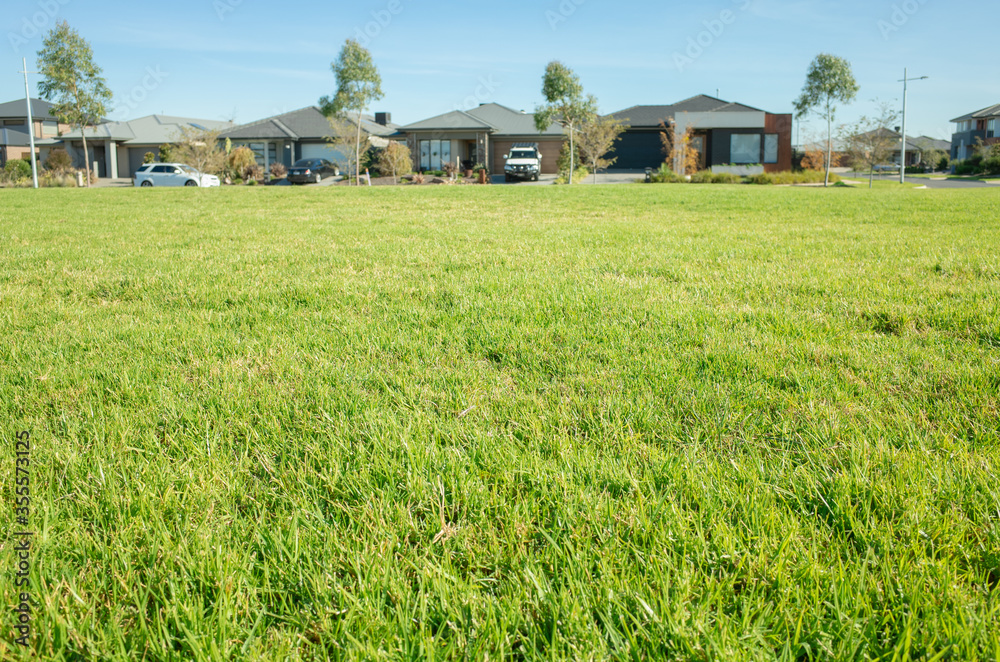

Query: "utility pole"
left=899, top=68, right=928, bottom=185
left=18, top=57, right=39, bottom=189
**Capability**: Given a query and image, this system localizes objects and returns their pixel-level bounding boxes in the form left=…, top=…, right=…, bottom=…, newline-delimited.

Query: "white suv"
left=134, top=163, right=220, bottom=187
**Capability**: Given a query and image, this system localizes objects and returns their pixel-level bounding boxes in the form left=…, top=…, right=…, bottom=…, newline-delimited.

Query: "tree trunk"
left=824, top=110, right=832, bottom=188
left=81, top=128, right=92, bottom=187
left=869, top=165, right=874, bottom=189
left=568, top=123, right=574, bottom=185
left=355, top=109, right=363, bottom=186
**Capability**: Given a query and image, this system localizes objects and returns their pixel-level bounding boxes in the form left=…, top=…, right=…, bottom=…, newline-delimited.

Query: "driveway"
left=919, top=177, right=1000, bottom=189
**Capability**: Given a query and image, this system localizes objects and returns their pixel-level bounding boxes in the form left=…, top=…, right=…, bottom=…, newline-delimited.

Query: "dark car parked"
left=287, top=158, right=340, bottom=184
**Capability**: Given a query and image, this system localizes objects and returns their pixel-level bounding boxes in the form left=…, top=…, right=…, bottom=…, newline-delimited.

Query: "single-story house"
left=950, top=103, right=1000, bottom=161
left=606, top=95, right=793, bottom=172
left=398, top=103, right=564, bottom=174
left=219, top=106, right=399, bottom=170
left=59, top=114, right=234, bottom=178
left=0, top=98, right=73, bottom=167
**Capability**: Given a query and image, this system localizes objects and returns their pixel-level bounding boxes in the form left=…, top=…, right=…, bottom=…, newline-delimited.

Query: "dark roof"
left=220, top=106, right=398, bottom=141
left=606, top=94, right=766, bottom=127
left=911, top=135, right=951, bottom=151
left=950, top=103, right=1000, bottom=123
left=0, top=98, right=56, bottom=119
left=400, top=103, right=562, bottom=136
left=0, top=127, right=59, bottom=147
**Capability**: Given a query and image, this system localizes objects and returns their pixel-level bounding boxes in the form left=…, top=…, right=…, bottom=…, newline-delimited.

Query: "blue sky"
left=3, top=0, right=995, bottom=142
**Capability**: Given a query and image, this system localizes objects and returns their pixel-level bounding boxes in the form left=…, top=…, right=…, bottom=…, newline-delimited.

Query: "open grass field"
left=1, top=185, right=999, bottom=660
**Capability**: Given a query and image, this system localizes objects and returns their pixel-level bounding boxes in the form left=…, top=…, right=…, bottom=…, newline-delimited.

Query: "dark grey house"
left=219, top=106, right=398, bottom=169
left=950, top=103, right=1000, bottom=162
left=606, top=95, right=793, bottom=172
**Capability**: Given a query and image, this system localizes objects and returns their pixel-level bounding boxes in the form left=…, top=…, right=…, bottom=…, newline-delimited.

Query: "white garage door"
left=300, top=143, right=349, bottom=165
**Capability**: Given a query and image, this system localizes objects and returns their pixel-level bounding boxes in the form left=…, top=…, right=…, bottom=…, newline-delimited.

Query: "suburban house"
left=398, top=103, right=564, bottom=174
left=219, top=106, right=399, bottom=170
left=850, top=128, right=950, bottom=168
left=59, top=115, right=234, bottom=178
left=0, top=98, right=74, bottom=167
left=606, top=95, right=792, bottom=172
left=950, top=103, right=1000, bottom=162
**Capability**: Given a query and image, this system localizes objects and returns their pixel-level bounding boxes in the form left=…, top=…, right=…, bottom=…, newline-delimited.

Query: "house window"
left=988, top=119, right=997, bottom=138
left=730, top=134, right=761, bottom=164
left=764, top=134, right=779, bottom=164
left=419, top=139, right=451, bottom=171
left=248, top=142, right=277, bottom=166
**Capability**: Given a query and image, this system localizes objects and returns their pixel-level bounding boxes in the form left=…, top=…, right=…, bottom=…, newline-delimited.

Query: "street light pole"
left=899, top=67, right=929, bottom=185
left=18, top=57, right=39, bottom=189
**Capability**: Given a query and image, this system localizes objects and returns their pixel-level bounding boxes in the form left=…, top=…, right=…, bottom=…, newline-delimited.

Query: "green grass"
left=1, top=185, right=998, bottom=660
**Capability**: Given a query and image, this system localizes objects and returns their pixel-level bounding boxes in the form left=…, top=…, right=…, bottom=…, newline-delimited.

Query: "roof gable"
left=0, top=98, right=56, bottom=119
left=221, top=106, right=398, bottom=140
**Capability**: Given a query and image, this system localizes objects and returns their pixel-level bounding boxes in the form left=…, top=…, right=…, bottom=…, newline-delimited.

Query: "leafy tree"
left=577, top=115, right=628, bottom=183
left=159, top=143, right=173, bottom=163
left=535, top=61, right=597, bottom=185
left=36, top=22, right=111, bottom=187
left=375, top=141, right=413, bottom=184
left=794, top=53, right=859, bottom=187
left=171, top=126, right=227, bottom=176
left=841, top=102, right=899, bottom=189
left=320, top=39, right=383, bottom=186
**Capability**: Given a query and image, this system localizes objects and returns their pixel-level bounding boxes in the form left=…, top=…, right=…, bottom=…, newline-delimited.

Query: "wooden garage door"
left=491, top=139, right=564, bottom=174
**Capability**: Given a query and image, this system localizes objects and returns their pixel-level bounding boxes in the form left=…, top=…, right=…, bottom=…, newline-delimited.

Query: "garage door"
left=613, top=131, right=665, bottom=170
left=301, top=143, right=349, bottom=166
left=128, top=148, right=152, bottom=177
left=491, top=139, right=562, bottom=175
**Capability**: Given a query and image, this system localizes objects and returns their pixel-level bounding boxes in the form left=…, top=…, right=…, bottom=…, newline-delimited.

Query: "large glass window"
left=764, top=134, right=778, bottom=164
left=248, top=142, right=277, bottom=166
left=419, top=140, right=451, bottom=171
left=988, top=119, right=997, bottom=138
left=730, top=134, right=761, bottom=164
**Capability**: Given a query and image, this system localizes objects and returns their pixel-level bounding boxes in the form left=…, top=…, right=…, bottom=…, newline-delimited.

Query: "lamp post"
left=899, top=68, right=928, bottom=184
left=18, top=57, right=39, bottom=189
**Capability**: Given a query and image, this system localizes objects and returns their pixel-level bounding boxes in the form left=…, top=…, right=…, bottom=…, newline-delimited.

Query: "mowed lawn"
left=1, top=185, right=998, bottom=661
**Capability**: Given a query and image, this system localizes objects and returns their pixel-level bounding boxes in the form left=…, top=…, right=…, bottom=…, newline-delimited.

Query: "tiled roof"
left=606, top=95, right=766, bottom=127
left=221, top=106, right=398, bottom=140
left=60, top=115, right=233, bottom=143
left=400, top=103, right=562, bottom=136
left=0, top=98, right=56, bottom=119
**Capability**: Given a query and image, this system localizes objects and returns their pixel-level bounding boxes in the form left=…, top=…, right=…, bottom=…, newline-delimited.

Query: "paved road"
left=491, top=170, right=644, bottom=186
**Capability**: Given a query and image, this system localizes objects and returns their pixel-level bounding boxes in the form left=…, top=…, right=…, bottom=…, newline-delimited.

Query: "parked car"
left=503, top=146, right=542, bottom=182
left=134, top=163, right=220, bottom=187
left=287, top=158, right=340, bottom=184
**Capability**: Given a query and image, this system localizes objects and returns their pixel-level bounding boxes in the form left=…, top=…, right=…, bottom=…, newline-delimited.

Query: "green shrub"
left=954, top=161, right=978, bottom=175
left=746, top=170, right=840, bottom=185
left=143, top=151, right=156, bottom=164
left=937, top=155, right=950, bottom=172
left=554, top=167, right=589, bottom=185
left=648, top=163, right=684, bottom=183
left=3, top=158, right=32, bottom=183
left=689, top=169, right=744, bottom=184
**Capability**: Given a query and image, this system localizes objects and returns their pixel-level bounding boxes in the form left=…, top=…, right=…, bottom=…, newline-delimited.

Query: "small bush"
left=937, top=156, right=950, bottom=172
left=554, top=167, right=589, bottom=185
left=411, top=174, right=425, bottom=185
left=40, top=171, right=77, bottom=187
left=143, top=152, right=156, bottom=164
left=648, top=163, right=684, bottom=183
left=244, top=164, right=263, bottom=182
left=45, top=149, right=74, bottom=174
left=3, top=158, right=32, bottom=183
left=954, top=161, right=978, bottom=175
left=269, top=162, right=287, bottom=179
left=746, top=170, right=840, bottom=185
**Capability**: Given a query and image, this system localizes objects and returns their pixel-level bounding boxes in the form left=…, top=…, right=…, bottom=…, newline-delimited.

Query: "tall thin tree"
left=794, top=53, right=859, bottom=187
left=535, top=62, right=597, bottom=185
left=36, top=22, right=112, bottom=186
left=320, top=40, right=383, bottom=186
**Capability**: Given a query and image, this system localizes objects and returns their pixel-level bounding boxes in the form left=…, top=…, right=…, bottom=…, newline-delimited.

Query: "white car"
left=134, top=163, right=220, bottom=187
